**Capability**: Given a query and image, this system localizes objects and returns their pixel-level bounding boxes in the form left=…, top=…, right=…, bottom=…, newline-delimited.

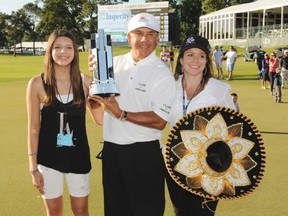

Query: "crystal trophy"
left=89, top=29, right=120, bottom=97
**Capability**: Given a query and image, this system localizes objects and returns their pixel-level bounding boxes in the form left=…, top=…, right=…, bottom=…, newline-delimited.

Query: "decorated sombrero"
left=165, top=106, right=266, bottom=200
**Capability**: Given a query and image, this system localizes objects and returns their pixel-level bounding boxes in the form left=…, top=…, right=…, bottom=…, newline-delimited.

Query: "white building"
left=199, top=0, right=288, bottom=47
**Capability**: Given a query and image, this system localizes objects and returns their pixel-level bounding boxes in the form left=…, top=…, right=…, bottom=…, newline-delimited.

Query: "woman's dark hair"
left=174, top=48, right=214, bottom=92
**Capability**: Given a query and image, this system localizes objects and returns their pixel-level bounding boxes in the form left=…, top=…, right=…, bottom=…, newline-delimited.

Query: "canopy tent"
left=199, top=0, right=288, bottom=47
left=201, top=0, right=288, bottom=18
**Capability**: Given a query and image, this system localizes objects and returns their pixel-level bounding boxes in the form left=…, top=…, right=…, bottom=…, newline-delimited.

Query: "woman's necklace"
left=182, top=78, right=202, bottom=115
left=56, top=85, right=72, bottom=112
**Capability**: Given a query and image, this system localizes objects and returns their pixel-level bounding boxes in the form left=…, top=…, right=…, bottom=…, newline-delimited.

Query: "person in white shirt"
left=166, top=34, right=236, bottom=216
left=225, top=45, right=238, bottom=80
left=212, top=45, right=224, bottom=79
left=88, top=13, right=176, bottom=216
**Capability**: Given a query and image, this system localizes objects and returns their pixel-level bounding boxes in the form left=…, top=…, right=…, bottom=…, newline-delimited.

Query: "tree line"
left=0, top=0, right=253, bottom=55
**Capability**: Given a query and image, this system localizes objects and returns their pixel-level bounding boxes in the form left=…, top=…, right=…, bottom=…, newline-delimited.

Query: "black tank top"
left=38, top=74, right=91, bottom=174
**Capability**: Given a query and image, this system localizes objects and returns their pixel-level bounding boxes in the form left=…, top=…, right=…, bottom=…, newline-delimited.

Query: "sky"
left=0, top=0, right=146, bottom=14
left=0, top=0, right=35, bottom=14
left=0, top=0, right=264, bottom=15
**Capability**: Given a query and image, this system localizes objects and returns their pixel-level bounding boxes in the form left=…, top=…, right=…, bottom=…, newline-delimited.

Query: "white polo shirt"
left=103, top=51, right=176, bottom=144
left=169, top=76, right=236, bottom=127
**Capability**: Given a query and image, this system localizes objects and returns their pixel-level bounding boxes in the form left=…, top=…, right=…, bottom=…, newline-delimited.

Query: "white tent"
left=199, top=0, right=288, bottom=47
left=14, top=41, right=47, bottom=50
left=201, top=0, right=288, bottom=18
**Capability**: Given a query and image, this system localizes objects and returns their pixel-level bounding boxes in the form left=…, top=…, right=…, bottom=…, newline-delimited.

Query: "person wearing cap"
left=88, top=13, right=176, bottom=216
left=166, top=34, right=236, bottom=216
left=224, top=46, right=237, bottom=80
left=280, top=49, right=288, bottom=88
left=212, top=45, right=224, bottom=79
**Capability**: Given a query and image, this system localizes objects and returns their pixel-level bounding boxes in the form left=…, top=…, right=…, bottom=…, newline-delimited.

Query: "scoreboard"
left=98, top=1, right=169, bottom=43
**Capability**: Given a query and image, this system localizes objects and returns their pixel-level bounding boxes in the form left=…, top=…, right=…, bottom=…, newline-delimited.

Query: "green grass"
left=0, top=49, right=287, bottom=216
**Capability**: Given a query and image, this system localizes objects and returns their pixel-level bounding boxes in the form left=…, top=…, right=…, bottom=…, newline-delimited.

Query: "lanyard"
left=182, top=89, right=192, bottom=115
left=182, top=78, right=202, bottom=115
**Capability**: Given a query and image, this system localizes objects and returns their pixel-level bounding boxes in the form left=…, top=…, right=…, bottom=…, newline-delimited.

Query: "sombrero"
left=165, top=106, right=266, bottom=200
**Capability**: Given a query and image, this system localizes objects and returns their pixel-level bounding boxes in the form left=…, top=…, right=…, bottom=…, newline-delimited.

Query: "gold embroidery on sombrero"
left=172, top=113, right=257, bottom=197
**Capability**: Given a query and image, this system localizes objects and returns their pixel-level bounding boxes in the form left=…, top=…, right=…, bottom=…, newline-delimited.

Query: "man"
left=89, top=13, right=176, bottom=216
left=280, top=49, right=288, bottom=88
left=225, top=46, right=237, bottom=80
left=212, top=45, right=224, bottom=79
left=253, top=48, right=264, bottom=79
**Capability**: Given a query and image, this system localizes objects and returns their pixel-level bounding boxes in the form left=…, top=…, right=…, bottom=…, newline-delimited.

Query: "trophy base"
left=89, top=79, right=120, bottom=97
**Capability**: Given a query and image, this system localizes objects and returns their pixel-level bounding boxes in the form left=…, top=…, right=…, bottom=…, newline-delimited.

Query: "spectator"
left=169, top=46, right=175, bottom=71
left=280, top=49, right=288, bottom=88
left=269, top=52, right=279, bottom=95
left=261, top=53, right=270, bottom=89
left=231, top=92, right=240, bottom=112
left=225, top=46, right=237, bottom=80
left=160, top=45, right=170, bottom=68
left=274, top=68, right=282, bottom=103
left=253, top=48, right=265, bottom=79
left=212, top=45, right=224, bottom=79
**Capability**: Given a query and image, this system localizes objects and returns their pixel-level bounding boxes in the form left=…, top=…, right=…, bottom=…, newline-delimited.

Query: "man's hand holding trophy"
left=88, top=29, right=120, bottom=111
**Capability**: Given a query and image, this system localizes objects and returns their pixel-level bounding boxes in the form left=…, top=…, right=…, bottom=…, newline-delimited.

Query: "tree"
left=22, top=2, right=42, bottom=55
left=81, top=0, right=107, bottom=39
left=0, top=12, right=9, bottom=47
left=202, top=0, right=254, bottom=14
left=179, top=0, right=202, bottom=40
left=230, top=0, right=254, bottom=5
left=6, top=11, right=30, bottom=56
left=36, top=0, right=86, bottom=45
left=201, top=0, right=227, bottom=14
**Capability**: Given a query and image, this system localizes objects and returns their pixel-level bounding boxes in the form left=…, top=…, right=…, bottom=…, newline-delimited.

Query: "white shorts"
left=38, top=165, right=90, bottom=199
left=215, top=61, right=222, bottom=69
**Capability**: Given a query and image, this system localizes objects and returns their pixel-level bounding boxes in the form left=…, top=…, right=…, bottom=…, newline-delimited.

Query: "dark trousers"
left=102, top=140, right=165, bottom=216
left=275, top=85, right=282, bottom=102
left=166, top=171, right=218, bottom=216
left=269, top=72, right=276, bottom=93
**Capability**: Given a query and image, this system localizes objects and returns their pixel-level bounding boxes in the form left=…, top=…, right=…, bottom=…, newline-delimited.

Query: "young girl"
left=26, top=29, right=102, bottom=216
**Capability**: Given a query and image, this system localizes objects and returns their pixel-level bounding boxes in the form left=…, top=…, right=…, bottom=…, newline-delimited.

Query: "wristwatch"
left=122, top=111, right=128, bottom=121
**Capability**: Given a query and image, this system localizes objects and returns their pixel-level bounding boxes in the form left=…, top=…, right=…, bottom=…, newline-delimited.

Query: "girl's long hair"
left=43, top=29, right=83, bottom=107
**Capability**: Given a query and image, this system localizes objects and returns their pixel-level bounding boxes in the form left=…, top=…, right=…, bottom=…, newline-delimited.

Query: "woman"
left=268, top=52, right=279, bottom=95
left=261, top=53, right=270, bottom=89
left=166, top=34, right=236, bottom=216
left=26, top=29, right=102, bottom=216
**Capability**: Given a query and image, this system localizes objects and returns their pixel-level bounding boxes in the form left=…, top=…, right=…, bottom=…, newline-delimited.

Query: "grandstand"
left=199, top=0, right=288, bottom=48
